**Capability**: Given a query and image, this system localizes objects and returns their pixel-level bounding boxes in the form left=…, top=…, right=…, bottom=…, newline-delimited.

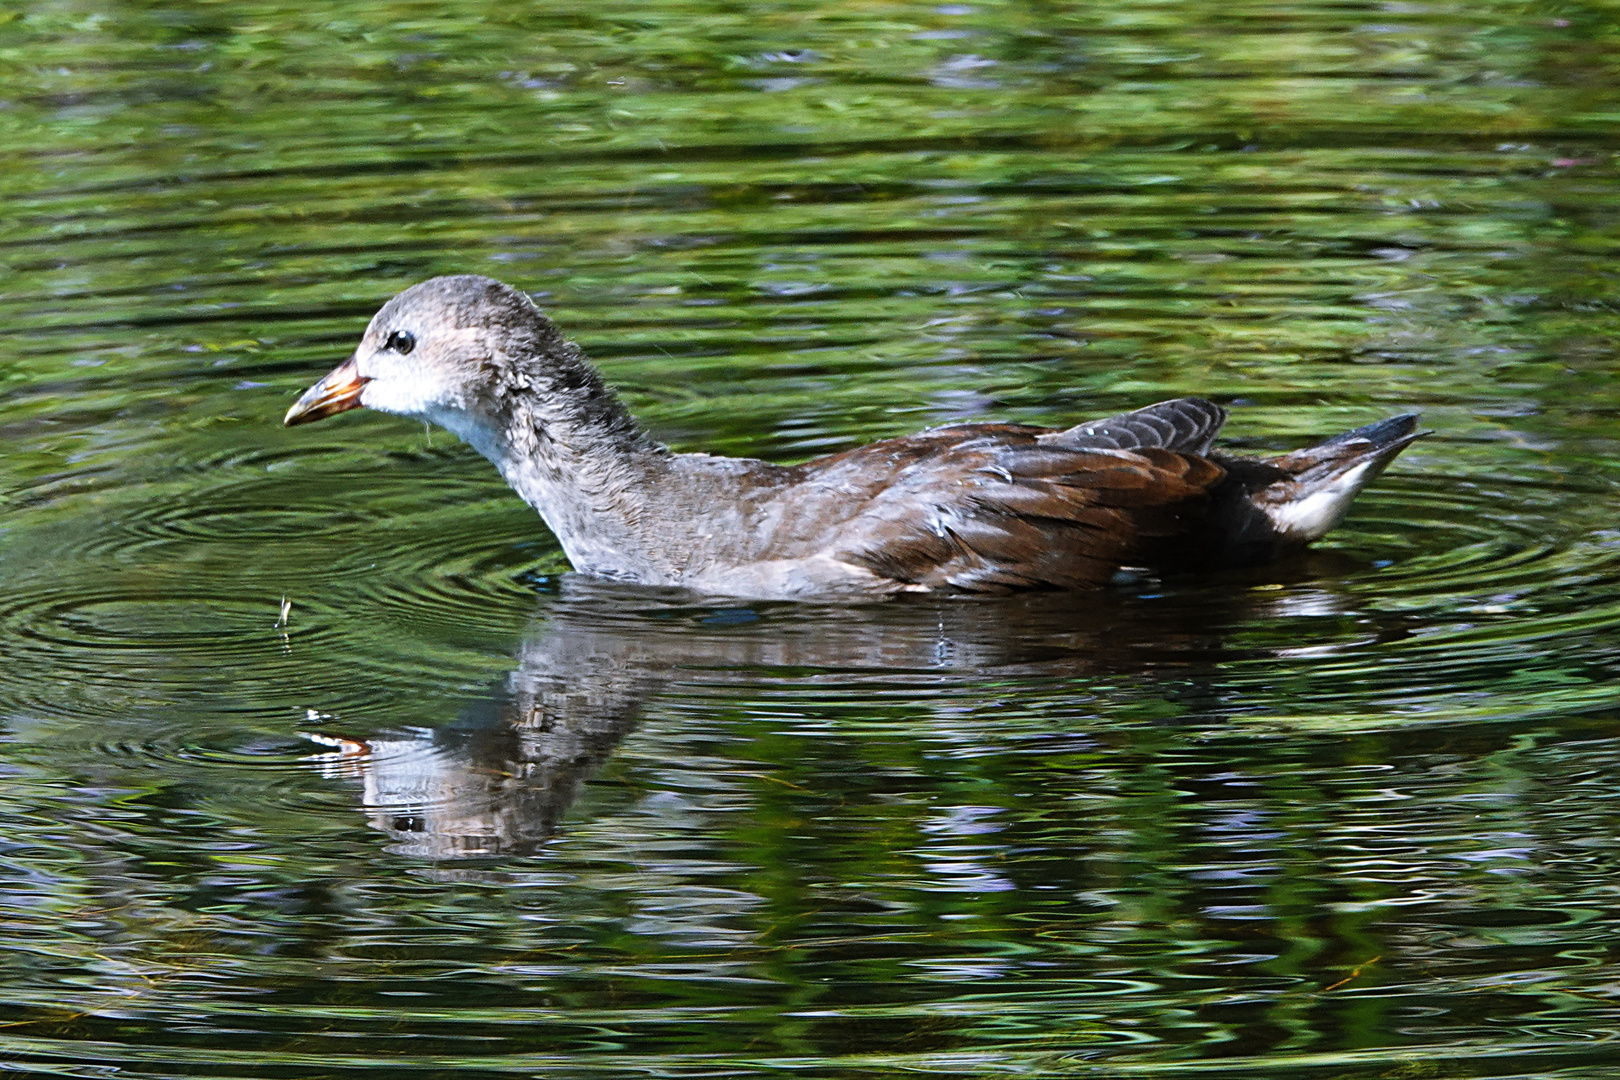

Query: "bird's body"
left=285, top=275, right=1423, bottom=600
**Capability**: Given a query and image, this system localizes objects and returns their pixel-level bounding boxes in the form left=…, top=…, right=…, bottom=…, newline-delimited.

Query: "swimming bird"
left=285, top=275, right=1422, bottom=599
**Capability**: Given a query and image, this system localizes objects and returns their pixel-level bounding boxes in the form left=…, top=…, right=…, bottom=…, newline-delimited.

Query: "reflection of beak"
left=284, top=356, right=369, bottom=426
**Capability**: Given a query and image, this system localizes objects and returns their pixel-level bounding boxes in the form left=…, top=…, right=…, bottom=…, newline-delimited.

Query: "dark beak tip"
left=282, top=359, right=367, bottom=427
left=282, top=390, right=325, bottom=428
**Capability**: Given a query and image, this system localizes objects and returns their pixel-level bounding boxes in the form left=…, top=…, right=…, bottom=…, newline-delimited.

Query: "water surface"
left=3, top=1, right=1620, bottom=1076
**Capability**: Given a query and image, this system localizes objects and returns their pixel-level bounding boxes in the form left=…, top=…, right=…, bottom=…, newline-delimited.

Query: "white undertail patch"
left=1264, top=461, right=1373, bottom=542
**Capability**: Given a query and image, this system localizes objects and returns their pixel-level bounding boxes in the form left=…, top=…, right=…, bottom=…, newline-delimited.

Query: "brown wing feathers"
left=836, top=431, right=1230, bottom=591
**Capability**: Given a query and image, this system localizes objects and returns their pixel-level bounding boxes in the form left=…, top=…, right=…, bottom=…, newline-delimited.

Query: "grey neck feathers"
left=471, top=326, right=671, bottom=576
left=493, top=328, right=655, bottom=459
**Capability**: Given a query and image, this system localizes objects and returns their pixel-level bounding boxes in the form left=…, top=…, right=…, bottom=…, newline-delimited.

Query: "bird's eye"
left=384, top=330, right=415, bottom=354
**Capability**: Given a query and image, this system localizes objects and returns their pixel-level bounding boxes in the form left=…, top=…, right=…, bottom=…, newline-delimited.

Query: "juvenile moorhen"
left=285, top=275, right=1422, bottom=599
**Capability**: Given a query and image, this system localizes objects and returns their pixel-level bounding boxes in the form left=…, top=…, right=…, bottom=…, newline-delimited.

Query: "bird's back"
left=721, top=399, right=1421, bottom=595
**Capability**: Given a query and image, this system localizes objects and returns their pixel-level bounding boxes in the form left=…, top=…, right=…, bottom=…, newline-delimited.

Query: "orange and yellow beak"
left=284, top=356, right=370, bottom=427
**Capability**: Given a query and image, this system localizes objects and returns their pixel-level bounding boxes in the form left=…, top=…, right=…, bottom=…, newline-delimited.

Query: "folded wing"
left=774, top=398, right=1418, bottom=594
left=807, top=423, right=1229, bottom=591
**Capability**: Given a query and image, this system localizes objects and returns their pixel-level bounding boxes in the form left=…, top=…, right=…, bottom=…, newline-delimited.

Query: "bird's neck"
left=439, top=343, right=675, bottom=579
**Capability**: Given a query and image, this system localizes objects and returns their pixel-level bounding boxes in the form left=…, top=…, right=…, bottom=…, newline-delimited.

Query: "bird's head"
left=283, top=275, right=553, bottom=437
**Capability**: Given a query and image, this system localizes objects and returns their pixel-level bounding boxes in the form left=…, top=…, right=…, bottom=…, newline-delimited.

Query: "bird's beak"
left=284, top=355, right=370, bottom=427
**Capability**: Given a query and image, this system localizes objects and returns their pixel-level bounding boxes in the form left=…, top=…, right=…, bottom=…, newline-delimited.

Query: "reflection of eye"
left=384, top=330, right=415, bottom=354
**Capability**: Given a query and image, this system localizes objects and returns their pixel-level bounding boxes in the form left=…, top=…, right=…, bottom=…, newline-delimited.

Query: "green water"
left=2, top=1, right=1620, bottom=1076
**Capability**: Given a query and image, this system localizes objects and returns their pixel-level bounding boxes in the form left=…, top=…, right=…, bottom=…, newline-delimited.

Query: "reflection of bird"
left=306, top=602, right=659, bottom=859
left=286, top=275, right=1423, bottom=599
left=306, top=580, right=1328, bottom=858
